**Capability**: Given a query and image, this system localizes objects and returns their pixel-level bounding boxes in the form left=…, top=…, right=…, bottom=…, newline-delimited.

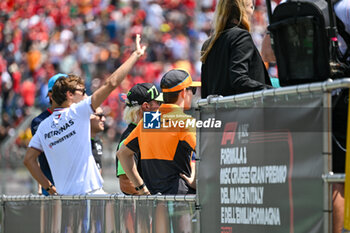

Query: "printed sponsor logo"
left=143, top=111, right=161, bottom=129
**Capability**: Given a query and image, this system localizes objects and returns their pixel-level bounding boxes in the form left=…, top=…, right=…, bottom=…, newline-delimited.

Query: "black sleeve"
left=125, top=137, right=140, bottom=154
left=31, top=118, right=40, bottom=135
left=200, top=40, right=210, bottom=98
left=229, top=31, right=271, bottom=93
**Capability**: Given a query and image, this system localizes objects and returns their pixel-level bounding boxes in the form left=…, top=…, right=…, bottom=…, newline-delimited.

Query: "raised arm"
left=91, top=34, right=146, bottom=110
left=23, top=147, right=57, bottom=195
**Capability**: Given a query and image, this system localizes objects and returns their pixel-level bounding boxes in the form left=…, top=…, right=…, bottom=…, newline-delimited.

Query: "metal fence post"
left=324, top=91, right=333, bottom=233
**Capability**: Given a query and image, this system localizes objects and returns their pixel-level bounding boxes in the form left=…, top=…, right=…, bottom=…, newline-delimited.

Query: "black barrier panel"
left=198, top=93, right=324, bottom=233
left=1, top=197, right=199, bottom=233
left=4, top=201, right=41, bottom=233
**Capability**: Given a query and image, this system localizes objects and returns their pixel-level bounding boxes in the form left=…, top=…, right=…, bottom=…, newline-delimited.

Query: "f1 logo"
left=221, top=122, right=238, bottom=145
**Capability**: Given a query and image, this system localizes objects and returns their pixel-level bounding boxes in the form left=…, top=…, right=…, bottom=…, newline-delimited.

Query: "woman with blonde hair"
left=201, top=0, right=272, bottom=98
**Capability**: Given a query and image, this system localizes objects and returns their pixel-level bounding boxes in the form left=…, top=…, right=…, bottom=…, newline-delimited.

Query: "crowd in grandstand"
left=0, top=0, right=279, bottom=145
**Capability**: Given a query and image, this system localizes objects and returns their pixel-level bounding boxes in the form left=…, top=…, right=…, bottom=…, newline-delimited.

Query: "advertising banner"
left=198, top=93, right=325, bottom=233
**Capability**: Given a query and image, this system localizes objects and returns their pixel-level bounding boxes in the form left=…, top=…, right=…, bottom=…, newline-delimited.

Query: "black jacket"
left=201, top=25, right=272, bottom=98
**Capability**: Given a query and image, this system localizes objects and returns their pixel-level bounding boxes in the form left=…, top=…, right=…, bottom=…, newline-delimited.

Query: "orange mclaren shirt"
left=124, top=104, right=196, bottom=194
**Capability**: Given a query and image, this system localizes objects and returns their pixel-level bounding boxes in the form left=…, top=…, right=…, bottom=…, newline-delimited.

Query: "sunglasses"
left=74, top=88, right=86, bottom=95
left=94, top=113, right=105, bottom=120
left=186, top=87, right=197, bottom=95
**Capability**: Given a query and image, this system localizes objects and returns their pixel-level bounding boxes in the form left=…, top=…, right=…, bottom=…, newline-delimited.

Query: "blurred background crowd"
left=0, top=0, right=280, bottom=193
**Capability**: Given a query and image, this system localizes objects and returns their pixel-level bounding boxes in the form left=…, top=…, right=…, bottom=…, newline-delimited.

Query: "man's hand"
left=180, top=172, right=196, bottom=189
left=119, top=174, right=138, bottom=195
left=91, top=34, right=147, bottom=110
left=46, top=185, right=58, bottom=195
left=180, top=161, right=196, bottom=189
left=49, top=187, right=58, bottom=195
left=137, top=186, right=151, bottom=195
left=134, top=34, right=147, bottom=57
left=38, top=184, right=43, bottom=195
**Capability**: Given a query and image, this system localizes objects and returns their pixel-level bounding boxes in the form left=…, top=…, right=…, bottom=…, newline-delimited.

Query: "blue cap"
left=48, top=73, right=68, bottom=92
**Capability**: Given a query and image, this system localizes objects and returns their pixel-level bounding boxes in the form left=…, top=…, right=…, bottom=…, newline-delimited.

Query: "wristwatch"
left=46, top=184, right=54, bottom=191
left=135, top=183, right=145, bottom=191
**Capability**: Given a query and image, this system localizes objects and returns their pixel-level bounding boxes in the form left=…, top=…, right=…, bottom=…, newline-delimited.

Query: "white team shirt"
left=29, top=96, right=103, bottom=195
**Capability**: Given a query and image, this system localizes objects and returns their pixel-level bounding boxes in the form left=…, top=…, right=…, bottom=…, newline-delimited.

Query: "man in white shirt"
left=24, top=34, right=146, bottom=195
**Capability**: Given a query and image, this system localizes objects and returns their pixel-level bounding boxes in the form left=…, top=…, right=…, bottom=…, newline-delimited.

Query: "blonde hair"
left=201, top=0, right=251, bottom=63
left=123, top=105, right=142, bottom=124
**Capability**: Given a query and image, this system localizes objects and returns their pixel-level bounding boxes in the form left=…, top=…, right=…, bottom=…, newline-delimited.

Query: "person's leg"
left=333, top=183, right=345, bottom=233
left=155, top=202, right=170, bottom=233
left=105, top=201, right=117, bottom=233
left=52, top=200, right=62, bottom=233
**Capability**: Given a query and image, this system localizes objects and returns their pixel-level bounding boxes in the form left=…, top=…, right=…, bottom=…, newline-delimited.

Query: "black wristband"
left=46, top=184, right=54, bottom=191
left=135, top=183, right=145, bottom=191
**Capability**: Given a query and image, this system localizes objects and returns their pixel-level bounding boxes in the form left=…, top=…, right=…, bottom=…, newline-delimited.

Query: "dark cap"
left=160, top=69, right=200, bottom=93
left=126, top=83, right=163, bottom=107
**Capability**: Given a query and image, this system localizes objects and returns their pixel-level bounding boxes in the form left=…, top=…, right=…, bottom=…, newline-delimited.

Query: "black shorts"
left=332, top=137, right=346, bottom=173
left=332, top=89, right=348, bottom=174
